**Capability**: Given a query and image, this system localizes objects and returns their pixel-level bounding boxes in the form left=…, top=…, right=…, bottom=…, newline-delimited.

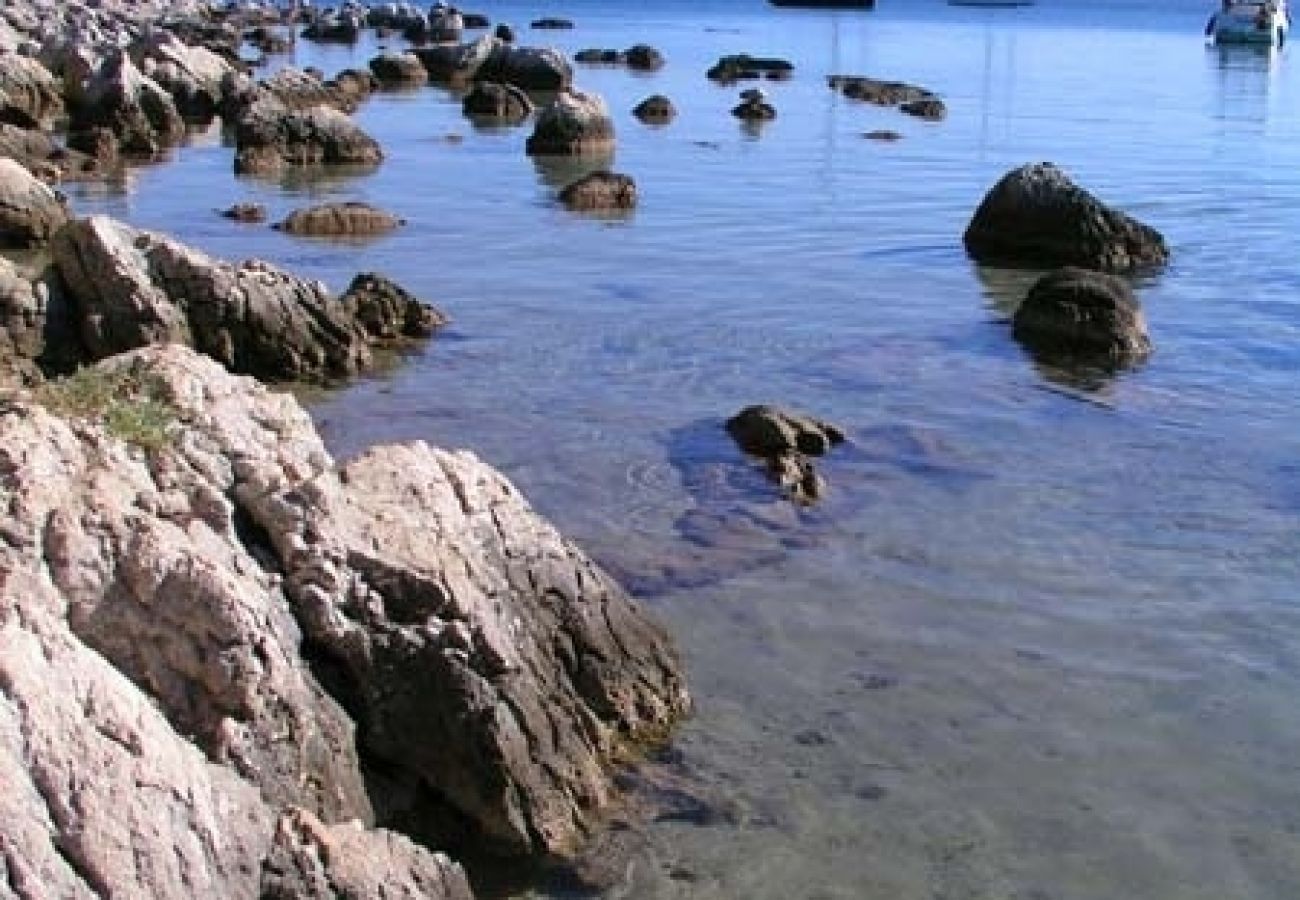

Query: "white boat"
left=1206, top=0, right=1290, bottom=47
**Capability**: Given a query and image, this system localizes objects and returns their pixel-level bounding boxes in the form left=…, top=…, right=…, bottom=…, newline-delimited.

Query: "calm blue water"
left=68, top=1, right=1300, bottom=896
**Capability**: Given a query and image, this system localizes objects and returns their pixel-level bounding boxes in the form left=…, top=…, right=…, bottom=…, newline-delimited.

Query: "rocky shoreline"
left=0, top=1, right=693, bottom=897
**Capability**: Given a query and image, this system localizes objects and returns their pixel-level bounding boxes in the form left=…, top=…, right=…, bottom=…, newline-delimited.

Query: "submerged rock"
left=461, top=80, right=532, bottom=123
left=964, top=162, right=1169, bottom=272
left=559, top=170, right=637, bottom=211
left=707, top=54, right=793, bottom=84
left=726, top=405, right=845, bottom=503
left=1012, top=266, right=1153, bottom=367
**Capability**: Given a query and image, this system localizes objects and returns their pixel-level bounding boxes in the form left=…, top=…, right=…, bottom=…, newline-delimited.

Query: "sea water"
left=67, top=0, right=1300, bottom=896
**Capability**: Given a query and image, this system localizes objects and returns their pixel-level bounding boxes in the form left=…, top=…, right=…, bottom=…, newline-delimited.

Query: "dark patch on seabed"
left=601, top=416, right=988, bottom=597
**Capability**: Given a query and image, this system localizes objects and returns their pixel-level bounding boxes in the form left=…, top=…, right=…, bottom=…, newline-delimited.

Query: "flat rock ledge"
left=0, top=343, right=689, bottom=897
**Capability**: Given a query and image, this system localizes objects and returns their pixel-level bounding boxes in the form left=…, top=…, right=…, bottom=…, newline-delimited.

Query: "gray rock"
left=900, top=97, right=945, bottom=120
left=482, top=43, right=571, bottom=91
left=0, top=156, right=68, bottom=246
left=0, top=51, right=62, bottom=127
left=51, top=214, right=373, bottom=380
left=220, top=201, right=267, bottom=223
left=624, top=43, right=664, bottom=72
left=274, top=201, right=405, bottom=237
left=526, top=89, right=614, bottom=156
left=964, top=162, right=1170, bottom=272
left=68, top=49, right=185, bottom=157
left=233, top=98, right=383, bottom=176
left=1012, top=266, right=1152, bottom=367
left=130, top=28, right=235, bottom=122
left=829, top=75, right=932, bottom=106
left=412, top=34, right=497, bottom=83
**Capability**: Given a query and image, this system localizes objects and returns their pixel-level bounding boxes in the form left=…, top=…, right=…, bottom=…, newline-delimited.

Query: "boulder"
left=575, top=48, right=622, bottom=64
left=725, top=404, right=845, bottom=503
left=274, top=201, right=405, bottom=237
left=559, top=170, right=637, bottom=211
left=463, top=12, right=492, bottom=28
left=526, top=89, right=614, bottom=156
left=130, top=28, right=235, bottom=122
left=50, top=214, right=375, bottom=380
left=412, top=34, right=497, bottom=83
left=829, top=76, right=932, bottom=105
left=480, top=43, right=572, bottom=91
left=732, top=96, right=775, bottom=121
left=429, top=6, right=464, bottom=42
left=494, top=22, right=516, bottom=42
left=302, top=13, right=361, bottom=43
left=338, top=271, right=448, bottom=339
left=67, top=49, right=185, bottom=156
left=0, top=51, right=62, bottom=128
left=632, top=94, right=675, bottom=123
left=707, top=54, right=792, bottom=84
left=1012, top=266, right=1152, bottom=367
left=531, top=17, right=574, bottom=29
left=963, top=162, right=1169, bottom=272
left=369, top=51, right=428, bottom=86
left=233, top=98, right=383, bottom=176
left=0, top=156, right=68, bottom=246
left=0, top=346, right=478, bottom=899
left=624, top=44, right=664, bottom=72
left=461, top=80, right=532, bottom=123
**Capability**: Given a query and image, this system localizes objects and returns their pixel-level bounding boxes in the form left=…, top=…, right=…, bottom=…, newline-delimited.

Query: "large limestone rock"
left=0, top=51, right=63, bottom=127
left=4, top=343, right=688, bottom=875
left=526, top=89, right=615, bottom=156
left=233, top=98, right=384, bottom=176
left=130, top=28, right=236, bottom=122
left=0, top=348, right=475, bottom=899
left=50, top=215, right=374, bottom=380
left=0, top=156, right=68, bottom=246
left=963, top=162, right=1169, bottom=272
left=67, top=49, right=185, bottom=157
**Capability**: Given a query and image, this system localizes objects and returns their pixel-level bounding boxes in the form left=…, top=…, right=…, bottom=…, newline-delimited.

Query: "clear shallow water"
left=68, top=1, right=1300, bottom=897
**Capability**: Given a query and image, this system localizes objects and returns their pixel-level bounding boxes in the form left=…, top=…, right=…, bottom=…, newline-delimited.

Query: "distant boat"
left=769, top=0, right=875, bottom=8
left=1206, top=0, right=1289, bottom=46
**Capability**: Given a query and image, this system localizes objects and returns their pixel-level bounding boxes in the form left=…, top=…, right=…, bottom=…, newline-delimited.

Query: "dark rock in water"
left=964, top=162, right=1169, bottom=272
left=220, top=201, right=267, bottom=223
left=625, top=44, right=665, bottom=71
left=726, top=405, right=845, bottom=503
left=830, top=75, right=932, bottom=106
left=531, top=17, right=575, bottom=29
left=428, top=7, right=464, bottom=43
left=463, top=12, right=491, bottom=28
left=462, top=81, right=532, bottom=123
left=482, top=44, right=573, bottom=91
left=559, top=170, right=637, bottom=211
left=732, top=97, right=776, bottom=121
left=339, top=271, right=447, bottom=339
left=864, top=129, right=902, bottom=141
left=900, top=97, right=946, bottom=120
left=302, top=15, right=361, bottom=43
left=368, top=51, right=428, bottom=86
left=245, top=26, right=293, bottom=54
left=633, top=94, right=676, bottom=123
left=575, top=48, right=623, bottom=64
left=274, top=201, right=405, bottom=236
left=526, top=89, right=615, bottom=156
left=708, top=54, right=793, bottom=83
left=495, top=23, right=516, bottom=42
left=1012, top=266, right=1152, bottom=367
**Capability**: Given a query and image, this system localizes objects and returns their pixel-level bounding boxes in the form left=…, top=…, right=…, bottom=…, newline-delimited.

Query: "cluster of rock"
left=574, top=44, right=665, bottom=71
left=732, top=87, right=775, bottom=121
left=829, top=75, right=948, bottom=121
left=413, top=35, right=572, bottom=91
left=0, top=341, right=689, bottom=897
left=965, top=162, right=1165, bottom=371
